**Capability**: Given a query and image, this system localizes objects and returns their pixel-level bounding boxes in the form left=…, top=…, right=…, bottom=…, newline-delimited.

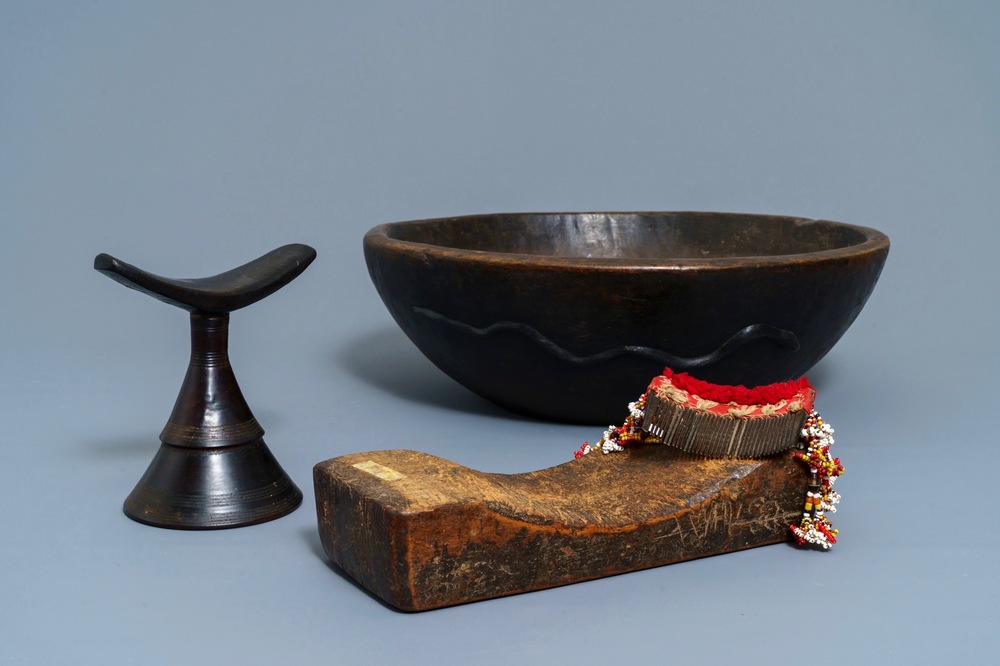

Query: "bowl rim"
left=364, top=211, right=890, bottom=270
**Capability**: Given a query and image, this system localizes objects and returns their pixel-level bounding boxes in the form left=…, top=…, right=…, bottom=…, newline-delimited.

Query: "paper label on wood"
left=352, top=460, right=406, bottom=481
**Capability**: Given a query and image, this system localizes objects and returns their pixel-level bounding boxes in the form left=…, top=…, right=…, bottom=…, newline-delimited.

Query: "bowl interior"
left=385, top=212, right=872, bottom=261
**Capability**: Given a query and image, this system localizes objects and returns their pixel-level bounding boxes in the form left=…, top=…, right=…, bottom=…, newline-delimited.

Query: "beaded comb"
left=641, top=368, right=815, bottom=458
left=575, top=368, right=843, bottom=550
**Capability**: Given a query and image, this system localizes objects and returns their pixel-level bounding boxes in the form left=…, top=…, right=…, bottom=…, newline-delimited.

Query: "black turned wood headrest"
left=94, top=244, right=317, bottom=313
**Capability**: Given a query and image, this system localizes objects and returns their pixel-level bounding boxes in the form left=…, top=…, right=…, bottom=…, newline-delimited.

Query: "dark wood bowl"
left=364, top=212, right=889, bottom=424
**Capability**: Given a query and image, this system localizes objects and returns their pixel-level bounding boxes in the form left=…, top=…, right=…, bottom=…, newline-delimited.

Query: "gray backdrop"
left=3, top=1, right=998, bottom=663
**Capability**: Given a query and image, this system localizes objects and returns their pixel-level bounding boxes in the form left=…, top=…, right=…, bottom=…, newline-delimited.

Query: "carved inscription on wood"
left=315, top=446, right=806, bottom=611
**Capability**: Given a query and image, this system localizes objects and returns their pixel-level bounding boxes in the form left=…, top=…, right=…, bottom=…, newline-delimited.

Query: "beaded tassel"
left=574, top=393, right=659, bottom=458
left=789, top=411, right=843, bottom=550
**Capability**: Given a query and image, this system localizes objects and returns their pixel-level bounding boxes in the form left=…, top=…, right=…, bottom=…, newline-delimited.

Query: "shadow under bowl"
left=363, top=212, right=889, bottom=425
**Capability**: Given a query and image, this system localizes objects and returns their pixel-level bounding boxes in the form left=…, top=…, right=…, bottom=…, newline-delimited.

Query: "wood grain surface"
left=314, top=445, right=807, bottom=610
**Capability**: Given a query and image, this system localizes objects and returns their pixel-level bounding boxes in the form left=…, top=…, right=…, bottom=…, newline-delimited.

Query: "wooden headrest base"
left=314, top=445, right=807, bottom=611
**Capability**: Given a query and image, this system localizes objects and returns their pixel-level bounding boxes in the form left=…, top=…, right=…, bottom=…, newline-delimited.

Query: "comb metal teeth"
left=641, top=390, right=805, bottom=458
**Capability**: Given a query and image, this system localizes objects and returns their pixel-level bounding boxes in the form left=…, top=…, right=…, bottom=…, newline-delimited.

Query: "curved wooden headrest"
left=313, top=445, right=807, bottom=610
left=94, top=244, right=316, bottom=313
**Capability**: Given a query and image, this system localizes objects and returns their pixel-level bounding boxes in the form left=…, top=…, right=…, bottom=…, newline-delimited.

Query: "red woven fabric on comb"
left=661, top=367, right=813, bottom=406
